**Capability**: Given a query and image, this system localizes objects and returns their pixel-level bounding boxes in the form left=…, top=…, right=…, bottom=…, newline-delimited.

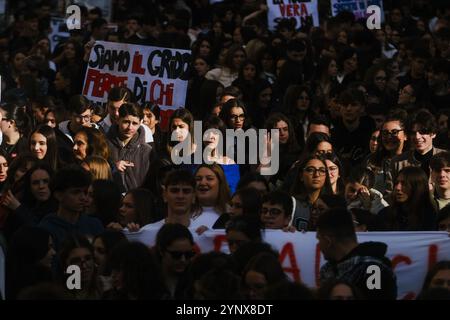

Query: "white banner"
left=125, top=228, right=450, bottom=299
left=331, top=0, right=385, bottom=22
left=266, top=0, right=319, bottom=31
left=83, top=41, right=191, bottom=129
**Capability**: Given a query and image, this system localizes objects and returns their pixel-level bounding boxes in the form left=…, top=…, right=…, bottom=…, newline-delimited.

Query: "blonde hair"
left=84, top=156, right=112, bottom=181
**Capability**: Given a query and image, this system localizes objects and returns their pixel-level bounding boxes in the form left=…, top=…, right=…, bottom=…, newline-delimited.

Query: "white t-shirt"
left=190, top=207, right=221, bottom=229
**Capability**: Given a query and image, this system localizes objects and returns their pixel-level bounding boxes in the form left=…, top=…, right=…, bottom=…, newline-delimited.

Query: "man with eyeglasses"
left=430, top=152, right=450, bottom=211
left=388, top=110, right=446, bottom=190
left=260, top=191, right=292, bottom=230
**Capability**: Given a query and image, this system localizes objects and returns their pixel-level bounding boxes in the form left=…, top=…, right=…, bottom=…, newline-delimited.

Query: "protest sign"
left=83, top=41, right=191, bottom=129
left=267, top=0, right=319, bottom=31
left=125, top=228, right=450, bottom=299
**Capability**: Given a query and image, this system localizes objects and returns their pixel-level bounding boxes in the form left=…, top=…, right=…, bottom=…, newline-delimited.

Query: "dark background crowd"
left=0, top=0, right=449, bottom=300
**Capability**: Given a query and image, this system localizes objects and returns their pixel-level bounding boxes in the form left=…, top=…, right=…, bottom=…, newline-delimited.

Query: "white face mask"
left=174, top=127, right=189, bottom=142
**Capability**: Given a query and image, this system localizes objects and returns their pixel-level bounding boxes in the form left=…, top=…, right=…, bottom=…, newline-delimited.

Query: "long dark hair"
left=21, top=162, right=54, bottom=208
left=0, top=103, right=31, bottom=137
left=29, top=125, right=58, bottom=171
left=290, top=155, right=333, bottom=201
left=388, top=166, right=436, bottom=230
left=264, top=112, right=300, bottom=154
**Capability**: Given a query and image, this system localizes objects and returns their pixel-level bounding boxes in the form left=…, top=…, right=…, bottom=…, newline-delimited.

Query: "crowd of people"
left=0, top=0, right=449, bottom=300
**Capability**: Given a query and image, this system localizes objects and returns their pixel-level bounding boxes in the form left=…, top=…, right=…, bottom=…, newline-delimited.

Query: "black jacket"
left=320, top=242, right=397, bottom=300
left=107, top=125, right=153, bottom=192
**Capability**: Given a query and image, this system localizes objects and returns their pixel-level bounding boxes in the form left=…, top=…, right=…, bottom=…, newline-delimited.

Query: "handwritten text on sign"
left=267, top=0, right=319, bottom=31
left=83, top=41, right=191, bottom=112
left=125, top=228, right=450, bottom=300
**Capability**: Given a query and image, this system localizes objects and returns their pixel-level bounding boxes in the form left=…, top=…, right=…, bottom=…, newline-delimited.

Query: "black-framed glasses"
left=303, top=167, right=327, bottom=176
left=230, top=114, right=245, bottom=121
left=165, top=250, right=196, bottom=260
left=261, top=207, right=283, bottom=216
left=381, top=129, right=403, bottom=137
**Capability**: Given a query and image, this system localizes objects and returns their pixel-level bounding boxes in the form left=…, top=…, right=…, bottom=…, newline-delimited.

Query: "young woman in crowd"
left=323, top=152, right=345, bottom=196
left=225, top=215, right=263, bottom=254
left=92, top=230, right=127, bottom=293
left=194, top=164, right=231, bottom=229
left=228, top=187, right=263, bottom=220
left=345, top=167, right=388, bottom=215
left=59, top=234, right=101, bottom=299
left=29, top=125, right=59, bottom=171
left=82, top=156, right=113, bottom=181
left=104, top=240, right=166, bottom=299
left=289, top=155, right=333, bottom=231
left=73, top=127, right=110, bottom=163
left=242, top=252, right=287, bottom=300
left=87, top=179, right=122, bottom=227
left=377, top=166, right=437, bottom=231
left=264, top=113, right=301, bottom=188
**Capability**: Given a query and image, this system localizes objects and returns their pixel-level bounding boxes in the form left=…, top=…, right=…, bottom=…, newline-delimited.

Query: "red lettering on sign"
left=160, top=109, right=175, bottom=132
left=83, top=69, right=128, bottom=98
left=279, top=242, right=301, bottom=282
left=301, top=3, right=308, bottom=15
left=391, top=255, right=415, bottom=300
left=149, top=80, right=174, bottom=106
left=428, top=244, right=438, bottom=270
left=131, top=51, right=145, bottom=75
left=314, top=243, right=321, bottom=287
left=213, top=234, right=227, bottom=252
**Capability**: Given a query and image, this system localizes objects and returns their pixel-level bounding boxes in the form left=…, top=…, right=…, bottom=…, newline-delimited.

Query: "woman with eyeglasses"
left=289, top=155, right=333, bottom=231
left=364, top=65, right=395, bottom=106
left=154, top=223, right=196, bottom=299
left=219, top=99, right=253, bottom=176
left=59, top=234, right=101, bottom=299
left=366, top=112, right=408, bottom=194
left=377, top=166, right=437, bottom=231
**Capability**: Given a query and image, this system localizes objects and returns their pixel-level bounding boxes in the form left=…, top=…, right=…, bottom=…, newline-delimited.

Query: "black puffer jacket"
left=107, top=125, right=153, bottom=192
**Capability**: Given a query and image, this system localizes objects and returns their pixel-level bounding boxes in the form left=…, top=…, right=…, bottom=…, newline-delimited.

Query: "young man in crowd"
left=106, top=102, right=153, bottom=192
left=430, top=152, right=450, bottom=211
left=388, top=109, right=446, bottom=187
left=317, top=208, right=397, bottom=299
left=260, top=191, right=292, bottom=230
left=39, top=165, right=104, bottom=252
